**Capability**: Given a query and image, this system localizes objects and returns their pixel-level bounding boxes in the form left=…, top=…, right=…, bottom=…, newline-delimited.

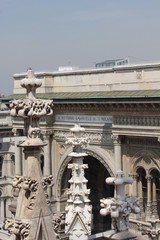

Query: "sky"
left=1, top=0, right=160, bottom=95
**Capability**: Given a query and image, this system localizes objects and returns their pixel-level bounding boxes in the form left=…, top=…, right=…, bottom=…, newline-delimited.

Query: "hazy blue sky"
left=1, top=0, right=160, bottom=95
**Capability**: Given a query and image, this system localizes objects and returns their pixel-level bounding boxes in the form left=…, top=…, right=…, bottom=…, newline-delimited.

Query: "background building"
left=95, top=58, right=129, bottom=68
left=2, top=62, right=160, bottom=238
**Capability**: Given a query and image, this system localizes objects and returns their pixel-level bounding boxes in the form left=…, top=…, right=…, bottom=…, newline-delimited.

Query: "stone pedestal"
left=146, top=175, right=152, bottom=221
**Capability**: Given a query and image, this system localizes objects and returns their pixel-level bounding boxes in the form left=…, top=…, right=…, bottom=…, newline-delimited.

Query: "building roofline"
left=3, top=90, right=160, bottom=104
left=13, top=62, right=160, bottom=78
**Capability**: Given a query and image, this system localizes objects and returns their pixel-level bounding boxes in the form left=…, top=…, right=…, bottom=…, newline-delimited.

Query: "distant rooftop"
left=95, top=58, right=129, bottom=68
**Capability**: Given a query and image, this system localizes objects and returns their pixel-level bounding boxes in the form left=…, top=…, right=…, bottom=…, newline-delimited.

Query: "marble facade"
left=1, top=63, right=160, bottom=238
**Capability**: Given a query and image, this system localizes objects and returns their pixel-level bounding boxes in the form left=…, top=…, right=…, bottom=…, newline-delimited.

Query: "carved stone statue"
left=100, top=170, right=140, bottom=240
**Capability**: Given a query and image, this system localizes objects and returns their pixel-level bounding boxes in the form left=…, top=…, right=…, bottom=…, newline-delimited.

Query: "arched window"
left=40, top=155, right=44, bottom=174
left=136, top=167, right=147, bottom=214
left=150, top=169, right=160, bottom=218
left=0, top=156, right=3, bottom=177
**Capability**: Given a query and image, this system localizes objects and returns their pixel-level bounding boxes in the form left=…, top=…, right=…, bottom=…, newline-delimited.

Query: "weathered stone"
left=5, top=69, right=56, bottom=240
left=65, top=124, right=92, bottom=240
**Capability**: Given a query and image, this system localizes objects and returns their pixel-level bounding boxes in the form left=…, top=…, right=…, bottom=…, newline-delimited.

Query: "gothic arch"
left=55, top=145, right=114, bottom=199
left=130, top=149, right=160, bottom=174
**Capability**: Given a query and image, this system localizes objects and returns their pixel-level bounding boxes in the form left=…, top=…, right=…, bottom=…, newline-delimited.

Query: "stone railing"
left=129, top=218, right=151, bottom=238
left=113, top=116, right=160, bottom=127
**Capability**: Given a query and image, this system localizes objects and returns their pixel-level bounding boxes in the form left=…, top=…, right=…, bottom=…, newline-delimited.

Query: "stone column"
left=43, top=131, right=52, bottom=197
left=146, top=175, right=152, bottom=221
left=7, top=154, right=13, bottom=177
left=6, top=198, right=12, bottom=218
left=43, top=131, right=51, bottom=176
left=2, top=154, right=7, bottom=177
left=1, top=198, right=4, bottom=219
left=51, top=137, right=56, bottom=202
left=152, top=177, right=158, bottom=218
left=130, top=173, right=138, bottom=197
left=12, top=128, right=22, bottom=176
left=14, top=140, right=22, bottom=176
left=138, top=174, right=144, bottom=217
left=112, top=135, right=122, bottom=171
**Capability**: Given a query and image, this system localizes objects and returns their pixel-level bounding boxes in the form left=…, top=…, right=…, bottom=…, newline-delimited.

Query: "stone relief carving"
left=52, top=212, right=65, bottom=234
left=42, top=175, right=54, bottom=205
left=137, top=216, right=160, bottom=239
left=12, top=175, right=39, bottom=210
left=4, top=218, right=31, bottom=239
left=111, top=134, right=121, bottom=144
left=13, top=175, right=24, bottom=189
left=54, top=130, right=111, bottom=145
left=54, top=130, right=71, bottom=140
left=131, top=150, right=160, bottom=173
left=23, top=177, right=39, bottom=210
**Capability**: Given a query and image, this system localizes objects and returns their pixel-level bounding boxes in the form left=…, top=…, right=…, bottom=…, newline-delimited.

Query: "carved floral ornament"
left=54, top=130, right=111, bottom=145
left=42, top=175, right=54, bottom=205
left=10, top=98, right=53, bottom=119
left=4, top=218, right=30, bottom=239
left=10, top=69, right=53, bottom=118
left=65, top=124, right=90, bottom=149
left=52, top=212, right=65, bottom=234
left=9, top=69, right=54, bottom=143
left=137, top=216, right=160, bottom=238
left=12, top=175, right=54, bottom=207
left=111, top=134, right=121, bottom=144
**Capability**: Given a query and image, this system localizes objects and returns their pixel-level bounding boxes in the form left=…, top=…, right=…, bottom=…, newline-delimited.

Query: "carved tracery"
left=131, top=150, right=160, bottom=173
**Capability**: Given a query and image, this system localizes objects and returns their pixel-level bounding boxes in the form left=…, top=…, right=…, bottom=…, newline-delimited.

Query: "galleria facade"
left=1, top=62, right=160, bottom=238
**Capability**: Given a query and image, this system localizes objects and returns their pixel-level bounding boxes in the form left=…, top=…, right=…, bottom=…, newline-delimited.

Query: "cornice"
left=13, top=62, right=160, bottom=79
left=53, top=102, right=160, bottom=114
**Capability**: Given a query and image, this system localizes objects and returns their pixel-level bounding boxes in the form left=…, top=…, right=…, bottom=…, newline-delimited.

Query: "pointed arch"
left=130, top=150, right=160, bottom=174
left=55, top=145, right=114, bottom=199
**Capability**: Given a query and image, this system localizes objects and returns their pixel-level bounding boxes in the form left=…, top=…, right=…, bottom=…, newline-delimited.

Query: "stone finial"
left=21, top=68, right=42, bottom=99
left=66, top=124, right=89, bottom=156
left=10, top=69, right=54, bottom=146
left=106, top=170, right=133, bottom=200
left=100, top=170, right=140, bottom=235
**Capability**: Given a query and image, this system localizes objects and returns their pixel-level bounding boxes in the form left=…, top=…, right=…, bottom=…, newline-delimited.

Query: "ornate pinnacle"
left=10, top=69, right=54, bottom=146
left=65, top=124, right=89, bottom=155
left=21, top=68, right=42, bottom=99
